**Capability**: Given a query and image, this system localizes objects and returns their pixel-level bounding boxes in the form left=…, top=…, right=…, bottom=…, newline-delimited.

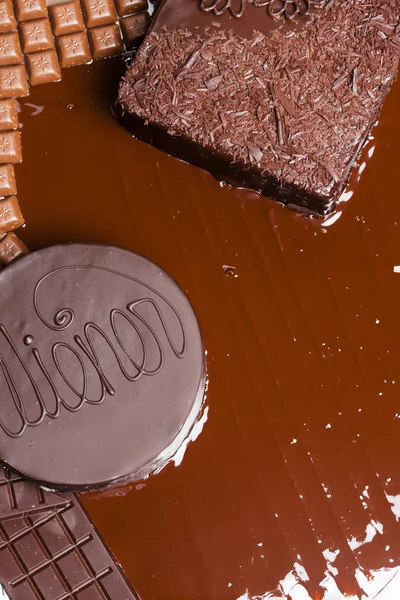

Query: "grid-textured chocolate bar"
left=118, top=0, right=400, bottom=215
left=0, top=468, right=139, bottom=599
left=0, top=468, right=69, bottom=520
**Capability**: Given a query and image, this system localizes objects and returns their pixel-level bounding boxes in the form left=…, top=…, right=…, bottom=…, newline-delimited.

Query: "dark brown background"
left=15, top=57, right=400, bottom=599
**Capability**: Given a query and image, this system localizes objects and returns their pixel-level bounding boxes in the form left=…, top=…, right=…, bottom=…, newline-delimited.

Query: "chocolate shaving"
left=119, top=0, right=400, bottom=207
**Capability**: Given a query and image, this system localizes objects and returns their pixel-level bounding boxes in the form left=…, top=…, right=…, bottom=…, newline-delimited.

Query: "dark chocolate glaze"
left=0, top=244, right=204, bottom=491
left=115, top=107, right=332, bottom=215
left=118, top=0, right=399, bottom=216
left=13, top=58, right=400, bottom=599
left=152, top=0, right=311, bottom=36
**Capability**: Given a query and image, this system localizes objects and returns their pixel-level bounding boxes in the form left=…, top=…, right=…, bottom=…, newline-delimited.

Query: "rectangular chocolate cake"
left=118, top=0, right=400, bottom=215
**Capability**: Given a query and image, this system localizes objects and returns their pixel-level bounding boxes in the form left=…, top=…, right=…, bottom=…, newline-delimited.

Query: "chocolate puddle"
left=15, top=58, right=400, bottom=599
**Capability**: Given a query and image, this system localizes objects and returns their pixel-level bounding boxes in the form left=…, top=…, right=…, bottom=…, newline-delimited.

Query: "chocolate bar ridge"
left=118, top=0, right=400, bottom=215
left=0, top=468, right=139, bottom=598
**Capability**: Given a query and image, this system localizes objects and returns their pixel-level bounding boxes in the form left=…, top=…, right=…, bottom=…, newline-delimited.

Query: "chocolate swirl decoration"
left=200, top=0, right=324, bottom=19
left=33, top=265, right=185, bottom=354
left=254, top=0, right=310, bottom=19
left=0, top=265, right=187, bottom=438
left=200, top=0, right=245, bottom=18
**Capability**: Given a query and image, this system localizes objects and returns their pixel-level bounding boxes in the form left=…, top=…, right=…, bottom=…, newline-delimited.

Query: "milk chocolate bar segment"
left=14, top=0, right=47, bottom=22
left=0, top=130, right=22, bottom=163
left=0, top=231, right=28, bottom=263
left=0, top=98, right=18, bottom=130
left=0, top=64, right=29, bottom=98
left=0, top=195, right=24, bottom=232
left=56, top=30, right=91, bottom=66
left=118, top=0, right=400, bottom=215
left=49, top=1, right=85, bottom=36
left=20, top=18, right=55, bottom=53
left=115, top=0, right=147, bottom=18
left=88, top=23, right=123, bottom=59
left=0, top=164, right=16, bottom=195
left=0, top=0, right=17, bottom=34
left=81, top=0, right=117, bottom=28
left=0, top=32, right=23, bottom=66
left=27, top=49, right=61, bottom=84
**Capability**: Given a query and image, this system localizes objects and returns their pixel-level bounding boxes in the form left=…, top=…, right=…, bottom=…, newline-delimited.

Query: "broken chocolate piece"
left=0, top=243, right=205, bottom=491
left=118, top=0, right=400, bottom=215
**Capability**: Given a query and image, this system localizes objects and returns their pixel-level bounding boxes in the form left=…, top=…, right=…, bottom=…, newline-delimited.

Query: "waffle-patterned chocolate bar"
left=0, top=468, right=139, bottom=599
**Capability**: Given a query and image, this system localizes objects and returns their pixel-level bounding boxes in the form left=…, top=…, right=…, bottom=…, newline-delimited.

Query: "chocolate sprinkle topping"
left=119, top=0, right=400, bottom=214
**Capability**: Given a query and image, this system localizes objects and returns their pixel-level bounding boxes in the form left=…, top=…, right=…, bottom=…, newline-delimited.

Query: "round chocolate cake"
left=0, top=0, right=399, bottom=598
left=0, top=244, right=205, bottom=491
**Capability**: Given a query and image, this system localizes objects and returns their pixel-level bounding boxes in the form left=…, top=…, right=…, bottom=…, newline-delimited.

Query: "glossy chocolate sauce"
left=16, top=58, right=400, bottom=599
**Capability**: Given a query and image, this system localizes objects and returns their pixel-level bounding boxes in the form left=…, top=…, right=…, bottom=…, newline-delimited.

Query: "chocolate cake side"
left=117, top=0, right=400, bottom=216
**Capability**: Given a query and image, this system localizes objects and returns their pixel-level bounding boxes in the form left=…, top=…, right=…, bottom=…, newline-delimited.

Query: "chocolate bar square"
left=115, top=0, right=147, bottom=18
left=49, top=1, right=85, bottom=36
left=0, top=98, right=18, bottom=130
left=118, top=0, right=400, bottom=215
left=0, top=64, right=29, bottom=98
left=58, top=552, right=92, bottom=588
left=0, top=32, right=23, bottom=66
left=13, top=532, right=48, bottom=570
left=120, top=11, right=149, bottom=48
left=81, top=0, right=117, bottom=28
left=0, top=0, right=17, bottom=34
left=0, top=164, right=16, bottom=195
left=56, top=30, right=91, bottom=67
left=0, top=131, right=22, bottom=163
left=27, top=49, right=61, bottom=85
left=20, top=18, right=54, bottom=53
left=15, top=0, right=47, bottom=22
left=0, top=232, right=28, bottom=264
left=88, top=23, right=123, bottom=58
left=0, top=195, right=24, bottom=233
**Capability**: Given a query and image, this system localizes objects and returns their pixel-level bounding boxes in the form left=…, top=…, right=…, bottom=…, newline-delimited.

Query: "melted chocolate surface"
left=14, top=58, right=400, bottom=599
left=0, top=243, right=204, bottom=491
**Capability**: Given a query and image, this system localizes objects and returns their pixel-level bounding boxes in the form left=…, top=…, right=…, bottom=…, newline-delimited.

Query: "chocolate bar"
left=0, top=467, right=139, bottom=598
left=0, top=243, right=205, bottom=491
left=0, top=130, right=22, bottom=163
left=118, top=0, right=400, bottom=215
left=0, top=232, right=28, bottom=264
left=20, top=19, right=55, bottom=54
